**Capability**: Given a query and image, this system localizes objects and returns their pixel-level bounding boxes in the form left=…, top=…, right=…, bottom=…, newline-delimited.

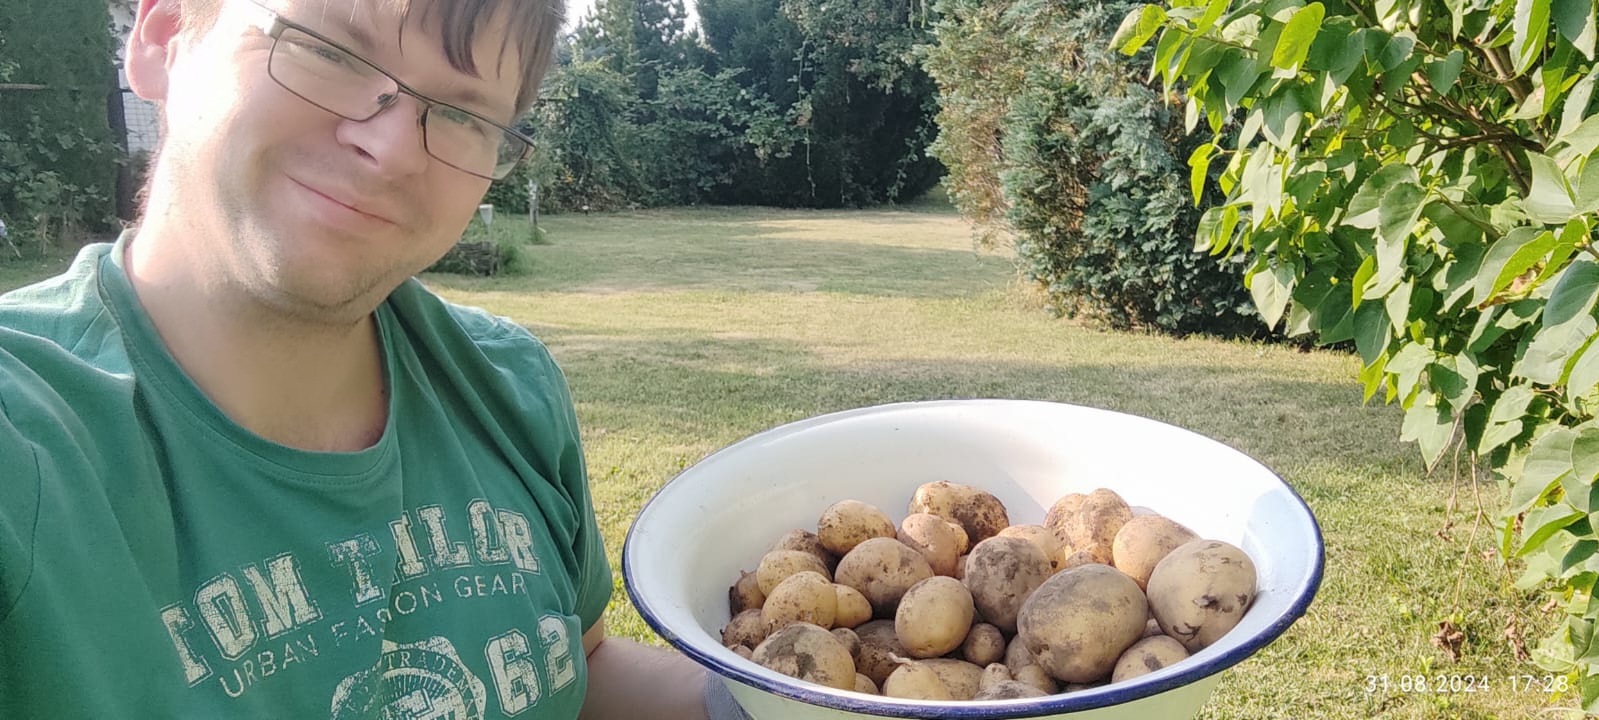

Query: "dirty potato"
left=834, top=537, right=934, bottom=617
left=1112, top=514, right=1200, bottom=591
left=1111, top=635, right=1190, bottom=683
left=756, top=549, right=831, bottom=596
left=894, top=576, right=976, bottom=658
left=751, top=622, right=857, bottom=691
left=1058, top=488, right=1133, bottom=565
left=833, top=584, right=873, bottom=629
left=960, top=622, right=1006, bottom=667
left=762, top=570, right=837, bottom=633
left=1016, top=564, right=1149, bottom=684
left=961, top=536, right=1052, bottom=634
left=898, top=513, right=967, bottom=577
left=728, top=570, right=766, bottom=615
left=817, top=500, right=898, bottom=556
left=721, top=608, right=767, bottom=649
left=1147, top=539, right=1257, bottom=652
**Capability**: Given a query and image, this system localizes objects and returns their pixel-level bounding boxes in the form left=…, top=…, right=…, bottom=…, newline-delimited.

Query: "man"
left=0, top=0, right=744, bottom=717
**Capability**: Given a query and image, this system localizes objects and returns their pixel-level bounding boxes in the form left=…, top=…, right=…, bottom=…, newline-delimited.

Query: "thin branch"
left=1431, top=189, right=1501, bottom=240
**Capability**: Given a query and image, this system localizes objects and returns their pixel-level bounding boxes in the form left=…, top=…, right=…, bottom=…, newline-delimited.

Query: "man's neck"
left=122, top=224, right=390, bottom=453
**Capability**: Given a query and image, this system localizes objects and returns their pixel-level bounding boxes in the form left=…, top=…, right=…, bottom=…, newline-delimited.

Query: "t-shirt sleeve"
left=0, top=374, right=43, bottom=625
left=457, top=309, right=614, bottom=633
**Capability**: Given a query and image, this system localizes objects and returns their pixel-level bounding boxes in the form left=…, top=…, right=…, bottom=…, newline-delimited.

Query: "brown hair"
left=180, top=0, right=565, bottom=115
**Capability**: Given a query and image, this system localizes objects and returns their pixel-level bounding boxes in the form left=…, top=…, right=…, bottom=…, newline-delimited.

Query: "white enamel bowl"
left=622, top=399, right=1324, bottom=719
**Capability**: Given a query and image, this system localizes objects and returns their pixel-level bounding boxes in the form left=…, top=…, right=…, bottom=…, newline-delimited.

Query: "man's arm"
left=579, top=617, right=712, bottom=720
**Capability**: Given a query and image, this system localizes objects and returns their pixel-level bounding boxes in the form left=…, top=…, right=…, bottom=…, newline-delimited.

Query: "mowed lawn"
left=1, top=205, right=1570, bottom=718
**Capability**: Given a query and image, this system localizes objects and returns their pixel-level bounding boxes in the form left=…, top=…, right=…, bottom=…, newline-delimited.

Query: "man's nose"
left=334, top=92, right=430, bottom=179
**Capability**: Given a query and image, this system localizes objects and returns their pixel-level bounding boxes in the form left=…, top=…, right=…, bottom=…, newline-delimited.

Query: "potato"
left=1112, top=514, right=1199, bottom=591
left=961, top=536, right=1052, bottom=634
left=833, top=584, right=873, bottom=629
left=1042, top=492, right=1087, bottom=533
left=751, top=622, right=856, bottom=691
left=818, top=500, right=898, bottom=556
left=960, top=622, right=1006, bottom=666
left=898, top=513, right=965, bottom=577
left=921, top=658, right=983, bottom=700
left=721, top=608, right=767, bottom=649
left=1017, top=563, right=1149, bottom=684
left=773, top=529, right=839, bottom=573
left=763, top=570, right=838, bottom=632
left=756, top=549, right=831, bottom=596
left=729, top=570, right=766, bottom=615
left=854, top=620, right=909, bottom=687
left=909, top=481, right=1010, bottom=543
left=883, top=659, right=953, bottom=700
left=854, top=673, right=879, bottom=695
left=1003, top=634, right=1034, bottom=670
left=955, top=554, right=970, bottom=581
left=1147, top=539, right=1257, bottom=652
left=1142, top=616, right=1163, bottom=638
left=1058, top=488, right=1133, bottom=565
left=1014, top=664, right=1059, bottom=695
left=973, top=663, right=1045, bottom=700
left=1058, top=548, right=1098, bottom=572
left=894, top=576, right=975, bottom=658
left=1111, top=635, right=1190, bottom=683
left=731, top=645, right=754, bottom=660
left=998, top=525, right=1064, bottom=570
left=831, top=627, right=861, bottom=658
left=834, top=537, right=934, bottom=616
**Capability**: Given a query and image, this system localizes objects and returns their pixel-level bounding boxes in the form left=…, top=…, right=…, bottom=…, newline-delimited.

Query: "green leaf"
left=1352, top=255, right=1378, bottom=307
left=1429, top=357, right=1477, bottom=409
left=1518, top=313, right=1597, bottom=384
left=1262, top=90, right=1305, bottom=149
left=1545, top=258, right=1599, bottom=326
left=1114, top=5, right=1168, bottom=55
left=1555, top=115, right=1599, bottom=168
left=1251, top=262, right=1295, bottom=329
left=1561, top=71, right=1596, bottom=140
left=1518, top=505, right=1585, bottom=556
left=1475, top=230, right=1544, bottom=305
left=1355, top=298, right=1391, bottom=365
left=1218, top=51, right=1265, bottom=107
left=1489, top=227, right=1559, bottom=298
left=1271, top=3, right=1325, bottom=72
left=1424, top=49, right=1466, bottom=94
left=1401, top=390, right=1455, bottom=468
left=1567, top=334, right=1599, bottom=398
left=1513, top=0, right=1553, bottom=75
left=1374, top=32, right=1416, bottom=71
left=1528, top=152, right=1580, bottom=224
left=1190, top=143, right=1216, bottom=204
left=1386, top=279, right=1415, bottom=333
left=1521, top=428, right=1578, bottom=513
left=1195, top=0, right=1230, bottom=35
left=1377, top=181, right=1426, bottom=246
left=1574, top=426, right=1599, bottom=482
left=1580, top=158, right=1599, bottom=214
left=1345, top=165, right=1420, bottom=228
left=1552, top=0, right=1598, bottom=59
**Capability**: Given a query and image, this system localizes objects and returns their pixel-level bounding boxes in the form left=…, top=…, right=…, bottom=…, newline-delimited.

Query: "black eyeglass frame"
left=240, top=0, right=534, bottom=181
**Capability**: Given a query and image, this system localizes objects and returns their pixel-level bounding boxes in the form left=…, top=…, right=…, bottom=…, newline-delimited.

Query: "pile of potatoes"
left=720, top=481, right=1258, bottom=701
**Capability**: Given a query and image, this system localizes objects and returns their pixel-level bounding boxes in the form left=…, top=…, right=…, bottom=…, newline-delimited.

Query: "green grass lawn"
left=1, top=206, right=1572, bottom=718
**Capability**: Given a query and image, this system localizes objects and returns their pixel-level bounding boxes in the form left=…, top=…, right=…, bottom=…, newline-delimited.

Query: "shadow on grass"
left=547, top=325, right=1413, bottom=494
left=426, top=208, right=1013, bottom=300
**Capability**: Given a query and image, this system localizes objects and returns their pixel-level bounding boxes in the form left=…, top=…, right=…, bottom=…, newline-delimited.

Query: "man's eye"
left=438, top=107, right=487, bottom=133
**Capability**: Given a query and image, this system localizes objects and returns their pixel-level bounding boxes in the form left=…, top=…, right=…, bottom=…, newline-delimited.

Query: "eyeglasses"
left=238, top=1, right=532, bottom=180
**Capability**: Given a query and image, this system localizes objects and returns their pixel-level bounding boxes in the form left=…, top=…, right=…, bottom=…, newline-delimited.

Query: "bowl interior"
left=623, top=399, right=1323, bottom=717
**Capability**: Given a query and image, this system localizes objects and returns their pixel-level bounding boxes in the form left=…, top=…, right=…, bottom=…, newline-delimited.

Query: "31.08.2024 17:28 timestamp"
left=1364, top=674, right=1569, bottom=694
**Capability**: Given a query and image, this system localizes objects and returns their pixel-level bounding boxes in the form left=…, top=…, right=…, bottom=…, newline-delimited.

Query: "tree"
left=1121, top=0, right=1599, bottom=703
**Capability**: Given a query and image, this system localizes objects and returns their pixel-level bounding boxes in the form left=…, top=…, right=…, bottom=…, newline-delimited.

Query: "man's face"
left=142, top=0, right=522, bottom=322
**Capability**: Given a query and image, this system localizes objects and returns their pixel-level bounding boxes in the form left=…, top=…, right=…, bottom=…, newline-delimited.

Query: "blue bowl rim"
left=622, top=398, right=1326, bottom=719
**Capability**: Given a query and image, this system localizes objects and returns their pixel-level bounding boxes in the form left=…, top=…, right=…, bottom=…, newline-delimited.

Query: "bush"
left=0, top=0, right=119, bottom=254
left=923, top=0, right=1257, bottom=336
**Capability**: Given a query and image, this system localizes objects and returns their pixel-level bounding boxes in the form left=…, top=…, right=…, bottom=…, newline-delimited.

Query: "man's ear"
left=125, top=0, right=187, bottom=102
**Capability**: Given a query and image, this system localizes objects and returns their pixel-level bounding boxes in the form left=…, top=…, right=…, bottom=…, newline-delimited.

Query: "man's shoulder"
left=0, top=243, right=120, bottom=357
left=386, top=278, right=560, bottom=373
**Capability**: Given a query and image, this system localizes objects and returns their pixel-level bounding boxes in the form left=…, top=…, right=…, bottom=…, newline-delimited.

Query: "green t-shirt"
left=0, top=236, right=613, bottom=719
